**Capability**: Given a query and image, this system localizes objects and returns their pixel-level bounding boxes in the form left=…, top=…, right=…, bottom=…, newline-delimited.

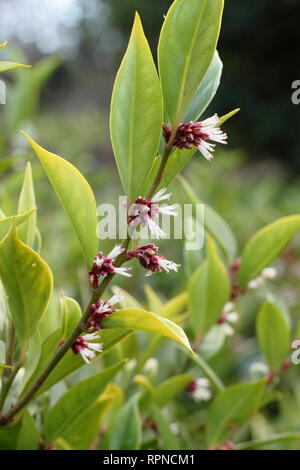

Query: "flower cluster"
left=217, top=302, right=239, bottom=336
left=89, top=245, right=132, bottom=289
left=186, top=378, right=212, bottom=402
left=128, top=188, right=177, bottom=239
left=127, top=243, right=180, bottom=276
left=84, top=292, right=123, bottom=331
left=71, top=333, right=102, bottom=364
left=163, top=114, right=227, bottom=161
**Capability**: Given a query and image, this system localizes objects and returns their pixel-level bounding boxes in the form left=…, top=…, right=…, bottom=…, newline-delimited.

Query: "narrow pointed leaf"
left=184, top=51, right=223, bottom=122
left=256, top=301, right=290, bottom=372
left=44, top=361, right=126, bottom=443
left=205, top=380, right=265, bottom=448
left=188, top=237, right=230, bottom=335
left=22, top=132, right=98, bottom=264
left=102, top=308, right=192, bottom=352
left=0, top=62, right=30, bottom=73
left=158, top=0, right=224, bottom=124
left=0, top=209, right=36, bottom=241
left=110, top=13, right=163, bottom=200
left=0, top=226, right=53, bottom=347
left=17, top=162, right=37, bottom=247
left=238, top=215, right=300, bottom=287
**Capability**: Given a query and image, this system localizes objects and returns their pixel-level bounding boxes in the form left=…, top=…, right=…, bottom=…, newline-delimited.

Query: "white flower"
left=72, top=332, right=103, bottom=364
left=218, top=302, right=239, bottom=336
left=249, top=362, right=269, bottom=380
left=187, top=378, right=212, bottom=402
left=248, top=266, right=277, bottom=289
left=128, top=188, right=177, bottom=239
left=197, top=114, right=227, bottom=161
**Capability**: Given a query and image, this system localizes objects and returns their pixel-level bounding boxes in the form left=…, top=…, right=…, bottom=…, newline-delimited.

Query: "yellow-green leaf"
left=102, top=308, right=192, bottom=352
left=0, top=225, right=53, bottom=347
left=17, top=162, right=37, bottom=247
left=188, top=237, right=230, bottom=335
left=22, top=132, right=98, bottom=264
left=110, top=13, right=163, bottom=200
left=256, top=301, right=290, bottom=372
left=0, top=62, right=31, bottom=73
left=0, top=209, right=36, bottom=241
left=238, top=215, right=300, bottom=287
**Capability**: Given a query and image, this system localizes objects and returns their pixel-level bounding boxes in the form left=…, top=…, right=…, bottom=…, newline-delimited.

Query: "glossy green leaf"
left=17, top=411, right=39, bottom=450
left=0, top=209, right=36, bottom=241
left=17, top=162, right=37, bottom=247
left=0, top=226, right=53, bottom=347
left=189, top=237, right=230, bottom=335
left=22, top=132, right=98, bottom=264
left=144, top=284, right=163, bottom=313
left=110, top=13, right=162, bottom=200
left=44, top=361, right=125, bottom=443
left=102, top=308, right=192, bottom=352
left=176, top=175, right=237, bottom=259
left=153, top=373, right=193, bottom=408
left=205, top=380, right=265, bottom=448
left=0, top=62, right=30, bottom=73
left=238, top=215, right=300, bottom=287
left=184, top=51, right=223, bottom=122
left=60, top=294, right=81, bottom=339
left=61, top=396, right=113, bottom=450
left=110, top=393, right=142, bottom=450
left=158, top=0, right=224, bottom=124
left=256, top=301, right=290, bottom=372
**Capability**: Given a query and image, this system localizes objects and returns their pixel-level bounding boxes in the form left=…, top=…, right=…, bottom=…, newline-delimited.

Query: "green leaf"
left=158, top=0, right=224, bottom=125
left=0, top=209, right=36, bottom=241
left=44, top=361, right=125, bottom=443
left=102, top=308, right=192, bottom=352
left=188, top=237, right=230, bottom=335
left=151, top=405, right=180, bottom=450
left=176, top=175, right=237, bottom=260
left=61, top=396, right=113, bottom=450
left=256, top=301, right=290, bottom=372
left=110, top=393, right=142, bottom=450
left=238, top=215, right=300, bottom=287
left=60, top=294, right=81, bottom=339
left=153, top=373, right=193, bottom=408
left=17, top=162, right=37, bottom=247
left=22, top=132, right=98, bottom=265
left=110, top=13, right=162, bottom=200
left=0, top=41, right=7, bottom=51
left=205, top=380, right=265, bottom=448
left=17, top=411, right=39, bottom=450
left=184, top=51, right=223, bottom=122
left=0, top=225, right=53, bottom=348
left=0, top=62, right=30, bottom=73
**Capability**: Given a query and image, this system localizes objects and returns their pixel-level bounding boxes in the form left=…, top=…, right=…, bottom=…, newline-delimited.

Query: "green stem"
left=190, top=352, right=225, bottom=392
left=234, top=433, right=300, bottom=450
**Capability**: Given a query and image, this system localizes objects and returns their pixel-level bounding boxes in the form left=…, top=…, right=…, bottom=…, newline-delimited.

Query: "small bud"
left=127, top=244, right=180, bottom=275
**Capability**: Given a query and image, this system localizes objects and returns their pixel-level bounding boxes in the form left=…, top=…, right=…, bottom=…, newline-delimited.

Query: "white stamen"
left=114, top=266, right=132, bottom=277
left=151, top=188, right=171, bottom=203
left=107, top=245, right=124, bottom=260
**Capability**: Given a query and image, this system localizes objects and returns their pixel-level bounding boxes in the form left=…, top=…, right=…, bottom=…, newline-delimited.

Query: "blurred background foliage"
left=0, top=0, right=300, bottom=450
